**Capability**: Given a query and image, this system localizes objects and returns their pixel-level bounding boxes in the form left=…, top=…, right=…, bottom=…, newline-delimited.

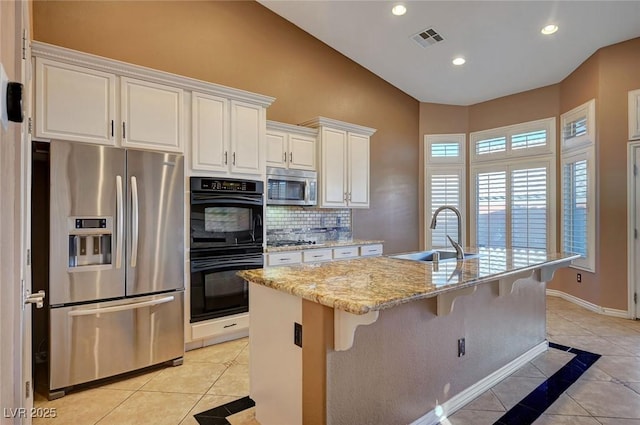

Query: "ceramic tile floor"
left=33, top=295, right=640, bottom=425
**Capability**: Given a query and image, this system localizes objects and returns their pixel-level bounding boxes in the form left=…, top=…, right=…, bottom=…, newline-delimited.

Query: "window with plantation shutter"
left=470, top=117, right=556, bottom=252
left=429, top=172, right=462, bottom=248
left=561, top=153, right=595, bottom=271
left=476, top=171, right=507, bottom=248
left=476, top=136, right=506, bottom=156
left=424, top=134, right=465, bottom=249
left=511, top=167, right=547, bottom=250
left=431, top=142, right=460, bottom=158
left=473, top=163, right=553, bottom=251
left=562, top=99, right=595, bottom=151
left=512, top=130, right=547, bottom=150
left=471, top=118, right=555, bottom=162
left=560, top=99, right=596, bottom=271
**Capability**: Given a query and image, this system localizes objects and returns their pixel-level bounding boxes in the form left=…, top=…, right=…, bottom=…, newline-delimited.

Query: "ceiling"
left=258, top=1, right=640, bottom=105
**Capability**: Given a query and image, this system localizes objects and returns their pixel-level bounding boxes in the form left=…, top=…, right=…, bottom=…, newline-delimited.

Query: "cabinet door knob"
left=224, top=151, right=228, bottom=165
left=233, top=152, right=236, bottom=165
left=284, top=152, right=287, bottom=162
left=290, top=152, right=293, bottom=162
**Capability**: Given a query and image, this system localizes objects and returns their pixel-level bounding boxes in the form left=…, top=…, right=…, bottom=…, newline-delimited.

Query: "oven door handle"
left=190, top=194, right=263, bottom=206
left=191, top=258, right=263, bottom=272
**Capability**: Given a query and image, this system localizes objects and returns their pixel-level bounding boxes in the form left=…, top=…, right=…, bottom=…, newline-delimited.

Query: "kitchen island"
left=238, top=248, right=579, bottom=425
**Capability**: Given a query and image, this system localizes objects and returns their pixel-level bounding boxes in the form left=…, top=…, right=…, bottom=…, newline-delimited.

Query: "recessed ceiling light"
left=392, top=4, right=407, bottom=16
left=541, top=24, right=558, bottom=35
left=452, top=57, right=466, bottom=66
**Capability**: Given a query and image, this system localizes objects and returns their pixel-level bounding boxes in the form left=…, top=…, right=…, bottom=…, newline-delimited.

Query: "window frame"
left=424, top=134, right=466, bottom=249
left=470, top=117, right=556, bottom=163
left=469, top=157, right=557, bottom=252
left=560, top=99, right=596, bottom=271
left=562, top=99, right=596, bottom=152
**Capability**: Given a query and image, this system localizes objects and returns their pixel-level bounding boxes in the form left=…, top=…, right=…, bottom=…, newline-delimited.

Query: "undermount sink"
left=390, top=250, right=479, bottom=262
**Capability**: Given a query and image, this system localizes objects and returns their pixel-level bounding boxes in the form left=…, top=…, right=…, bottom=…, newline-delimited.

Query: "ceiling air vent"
left=411, top=28, right=444, bottom=48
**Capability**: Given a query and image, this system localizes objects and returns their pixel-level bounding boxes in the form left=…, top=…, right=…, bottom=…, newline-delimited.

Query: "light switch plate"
left=1, top=62, right=8, bottom=130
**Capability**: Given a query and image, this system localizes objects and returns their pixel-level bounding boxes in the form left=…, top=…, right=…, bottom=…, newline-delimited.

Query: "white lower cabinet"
left=190, top=313, right=249, bottom=340
left=302, top=249, right=333, bottom=263
left=333, top=246, right=359, bottom=259
left=267, top=252, right=303, bottom=266
left=266, top=243, right=383, bottom=267
left=359, top=244, right=384, bottom=257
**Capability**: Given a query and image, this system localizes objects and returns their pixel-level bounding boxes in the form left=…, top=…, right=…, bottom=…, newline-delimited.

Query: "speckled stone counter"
left=264, top=239, right=384, bottom=253
left=239, top=248, right=579, bottom=315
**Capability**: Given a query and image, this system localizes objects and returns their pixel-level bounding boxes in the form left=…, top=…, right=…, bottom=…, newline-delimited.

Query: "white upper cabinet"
left=266, top=130, right=288, bottom=168
left=630, top=89, right=640, bottom=140
left=192, top=93, right=229, bottom=172
left=301, top=117, right=376, bottom=208
left=231, top=100, right=264, bottom=175
left=35, top=58, right=116, bottom=146
left=320, top=127, right=348, bottom=207
left=347, top=133, right=370, bottom=207
left=120, top=77, right=184, bottom=152
left=192, top=97, right=266, bottom=177
left=32, top=42, right=274, bottom=160
left=35, top=59, right=183, bottom=153
left=266, top=121, right=317, bottom=171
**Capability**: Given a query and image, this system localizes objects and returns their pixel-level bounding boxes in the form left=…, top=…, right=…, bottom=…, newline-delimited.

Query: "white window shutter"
left=511, top=167, right=547, bottom=250
left=429, top=172, right=462, bottom=248
left=476, top=171, right=507, bottom=248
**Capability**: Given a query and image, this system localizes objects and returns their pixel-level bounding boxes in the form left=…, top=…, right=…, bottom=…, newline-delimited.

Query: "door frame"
left=627, top=141, right=640, bottom=319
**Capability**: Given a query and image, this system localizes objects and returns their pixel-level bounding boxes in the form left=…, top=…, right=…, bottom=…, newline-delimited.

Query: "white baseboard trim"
left=546, top=289, right=630, bottom=319
left=409, top=341, right=549, bottom=425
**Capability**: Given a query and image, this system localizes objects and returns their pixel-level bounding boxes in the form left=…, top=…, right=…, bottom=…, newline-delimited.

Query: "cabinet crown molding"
left=266, top=120, right=318, bottom=136
left=31, top=41, right=275, bottom=107
left=299, top=116, right=376, bottom=136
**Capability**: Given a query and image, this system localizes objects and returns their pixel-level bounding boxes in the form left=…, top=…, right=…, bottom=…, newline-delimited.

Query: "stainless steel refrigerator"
left=48, top=141, right=184, bottom=397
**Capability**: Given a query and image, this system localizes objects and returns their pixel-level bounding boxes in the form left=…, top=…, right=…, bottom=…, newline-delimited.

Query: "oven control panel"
left=191, top=177, right=264, bottom=194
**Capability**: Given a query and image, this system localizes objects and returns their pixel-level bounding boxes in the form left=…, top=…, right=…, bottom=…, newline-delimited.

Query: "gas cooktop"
left=267, top=240, right=317, bottom=247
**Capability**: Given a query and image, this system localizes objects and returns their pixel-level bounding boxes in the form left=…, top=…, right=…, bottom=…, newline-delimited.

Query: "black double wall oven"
left=190, top=177, right=264, bottom=323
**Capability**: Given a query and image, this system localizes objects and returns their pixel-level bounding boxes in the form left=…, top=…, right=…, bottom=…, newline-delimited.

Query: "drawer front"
left=303, top=249, right=333, bottom=263
left=267, top=252, right=302, bottom=266
left=333, top=246, right=359, bottom=259
left=191, top=313, right=249, bottom=340
left=360, top=244, right=383, bottom=257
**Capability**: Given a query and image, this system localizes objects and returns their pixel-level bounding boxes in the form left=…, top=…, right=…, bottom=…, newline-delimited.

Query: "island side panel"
left=325, top=278, right=547, bottom=425
left=249, top=282, right=303, bottom=425
left=302, top=299, right=334, bottom=425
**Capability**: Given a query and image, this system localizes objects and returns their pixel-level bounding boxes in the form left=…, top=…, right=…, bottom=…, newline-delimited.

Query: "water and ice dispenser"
left=68, top=217, right=113, bottom=268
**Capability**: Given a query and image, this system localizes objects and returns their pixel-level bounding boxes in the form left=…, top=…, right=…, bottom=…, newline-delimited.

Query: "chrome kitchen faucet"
left=429, top=205, right=464, bottom=260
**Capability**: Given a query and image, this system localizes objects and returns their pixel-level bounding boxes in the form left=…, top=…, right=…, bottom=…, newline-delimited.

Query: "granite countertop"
left=265, top=239, right=384, bottom=253
left=238, top=248, right=579, bottom=315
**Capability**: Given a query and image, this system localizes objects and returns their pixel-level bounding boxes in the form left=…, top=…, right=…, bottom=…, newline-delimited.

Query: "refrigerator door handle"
left=115, top=175, right=124, bottom=269
left=131, top=175, right=139, bottom=268
left=67, top=295, right=175, bottom=317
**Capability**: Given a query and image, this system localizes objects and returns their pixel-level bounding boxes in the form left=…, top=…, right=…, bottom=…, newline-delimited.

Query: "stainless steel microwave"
left=266, top=167, right=317, bottom=206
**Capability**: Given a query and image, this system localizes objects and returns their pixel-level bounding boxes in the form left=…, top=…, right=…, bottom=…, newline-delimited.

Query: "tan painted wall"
left=32, top=0, right=420, bottom=254
left=419, top=39, right=640, bottom=311
left=418, top=104, right=469, bottom=247
left=552, top=39, right=640, bottom=310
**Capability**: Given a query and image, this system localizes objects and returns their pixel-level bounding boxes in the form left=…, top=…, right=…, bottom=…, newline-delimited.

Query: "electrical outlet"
left=458, top=338, right=466, bottom=357
left=577, top=273, right=582, bottom=283
left=294, top=322, right=302, bottom=347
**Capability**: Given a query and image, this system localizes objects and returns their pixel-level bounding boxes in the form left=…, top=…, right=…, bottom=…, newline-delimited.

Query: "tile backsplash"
left=266, top=206, right=352, bottom=243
